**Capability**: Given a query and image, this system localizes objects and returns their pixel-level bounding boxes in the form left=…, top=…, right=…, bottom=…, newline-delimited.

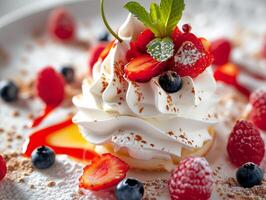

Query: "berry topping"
left=115, top=178, right=144, bottom=200
left=36, top=67, right=65, bottom=106
left=171, top=26, right=182, bottom=42
left=169, top=157, right=213, bottom=200
left=98, top=31, right=110, bottom=42
left=79, top=153, right=129, bottom=191
left=159, top=71, right=182, bottom=93
left=249, top=88, right=266, bottom=131
left=227, top=120, right=265, bottom=167
left=31, top=146, right=56, bottom=169
left=126, top=42, right=142, bottom=62
left=0, top=80, right=19, bottom=102
left=48, top=8, right=75, bottom=41
left=125, top=54, right=167, bottom=82
left=89, top=43, right=107, bottom=72
left=135, top=29, right=155, bottom=53
left=211, top=38, right=232, bottom=66
left=0, top=154, right=7, bottom=181
left=182, top=24, right=191, bottom=33
left=60, top=65, right=75, bottom=83
left=171, top=32, right=213, bottom=78
left=236, top=162, right=263, bottom=188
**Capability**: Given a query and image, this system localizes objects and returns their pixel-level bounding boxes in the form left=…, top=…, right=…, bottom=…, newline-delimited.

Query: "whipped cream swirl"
left=73, top=14, right=218, bottom=161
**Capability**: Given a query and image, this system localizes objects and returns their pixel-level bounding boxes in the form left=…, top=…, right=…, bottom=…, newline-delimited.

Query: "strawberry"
left=168, top=157, right=213, bottom=200
left=199, top=37, right=211, bottom=51
left=79, top=153, right=129, bottom=191
left=227, top=120, right=265, bottom=167
left=171, top=26, right=182, bottom=43
left=135, top=29, right=155, bottom=53
left=211, top=38, right=232, bottom=65
left=125, top=54, right=167, bottom=82
left=249, top=88, right=266, bottom=131
left=36, top=67, right=65, bottom=106
left=0, top=154, right=7, bottom=181
left=126, top=42, right=142, bottom=61
left=88, top=43, right=107, bottom=73
left=171, top=32, right=213, bottom=78
left=47, top=8, right=76, bottom=42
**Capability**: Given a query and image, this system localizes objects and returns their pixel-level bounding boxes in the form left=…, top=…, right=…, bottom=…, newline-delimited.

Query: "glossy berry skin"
left=115, top=178, right=144, bottom=200
left=159, top=71, right=182, bottom=93
left=227, top=120, right=265, bottom=167
left=47, top=8, right=75, bottom=41
left=0, top=154, right=7, bottom=181
left=169, top=157, right=213, bottom=200
left=31, top=146, right=56, bottom=169
left=0, top=80, right=19, bottom=102
left=236, top=162, right=263, bottom=188
left=60, top=66, right=75, bottom=83
left=249, top=88, right=266, bottom=131
left=135, top=29, right=155, bottom=53
left=211, top=38, right=231, bottom=66
left=98, top=32, right=110, bottom=42
left=182, top=24, right=192, bottom=33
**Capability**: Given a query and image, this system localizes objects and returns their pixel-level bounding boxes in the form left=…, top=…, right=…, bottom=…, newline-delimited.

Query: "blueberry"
left=115, top=178, right=144, bottom=200
left=236, top=162, right=263, bottom=188
left=31, top=146, right=56, bottom=169
left=159, top=71, right=182, bottom=93
left=98, top=31, right=110, bottom=42
left=60, top=66, right=75, bottom=83
left=0, top=80, right=19, bottom=102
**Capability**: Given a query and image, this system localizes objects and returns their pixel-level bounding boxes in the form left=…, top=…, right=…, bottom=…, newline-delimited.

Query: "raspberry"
left=227, top=120, right=265, bottom=167
left=0, top=154, right=7, bottom=181
left=36, top=67, right=65, bottom=106
left=211, top=38, right=232, bottom=66
left=250, top=88, right=266, bottom=131
left=47, top=8, right=76, bottom=41
left=168, top=157, right=213, bottom=200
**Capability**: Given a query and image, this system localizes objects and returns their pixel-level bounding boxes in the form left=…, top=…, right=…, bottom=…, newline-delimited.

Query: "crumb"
left=47, top=181, right=56, bottom=187
left=12, top=110, right=20, bottom=117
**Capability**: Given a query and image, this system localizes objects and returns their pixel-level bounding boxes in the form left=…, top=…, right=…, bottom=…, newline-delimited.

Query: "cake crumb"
left=47, top=181, right=56, bottom=187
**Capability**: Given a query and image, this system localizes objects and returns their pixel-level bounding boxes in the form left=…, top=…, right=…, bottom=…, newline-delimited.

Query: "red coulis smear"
left=24, top=118, right=98, bottom=161
left=30, top=105, right=55, bottom=128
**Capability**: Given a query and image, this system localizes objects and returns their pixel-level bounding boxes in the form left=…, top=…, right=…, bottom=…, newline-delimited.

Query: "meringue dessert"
left=73, top=0, right=218, bottom=171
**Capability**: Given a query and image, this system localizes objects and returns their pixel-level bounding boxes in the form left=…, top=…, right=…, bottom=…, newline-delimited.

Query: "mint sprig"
left=124, top=0, right=185, bottom=38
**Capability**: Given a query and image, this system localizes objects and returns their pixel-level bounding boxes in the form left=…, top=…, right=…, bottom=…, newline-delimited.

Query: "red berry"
left=211, top=38, right=232, bottom=65
left=171, top=33, right=213, bottom=78
left=182, top=24, right=192, bottom=33
left=125, top=54, right=167, bottom=82
left=135, top=29, right=155, bottom=53
left=169, top=157, right=213, bottom=200
left=79, top=153, right=129, bottom=191
left=250, top=88, right=266, bottom=131
left=227, top=120, right=265, bottom=167
left=36, top=67, right=65, bottom=106
left=126, top=42, right=142, bottom=62
left=171, top=26, right=182, bottom=43
left=88, top=43, right=107, bottom=72
left=47, top=8, right=75, bottom=41
left=0, top=155, right=7, bottom=181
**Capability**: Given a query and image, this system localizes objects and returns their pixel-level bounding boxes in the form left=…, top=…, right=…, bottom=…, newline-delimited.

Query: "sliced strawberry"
left=135, top=29, right=155, bottom=53
left=98, top=40, right=115, bottom=61
left=126, top=42, right=142, bottom=62
left=171, top=26, right=182, bottom=43
left=125, top=54, right=167, bottom=82
left=171, top=33, right=213, bottom=78
left=79, top=153, right=129, bottom=191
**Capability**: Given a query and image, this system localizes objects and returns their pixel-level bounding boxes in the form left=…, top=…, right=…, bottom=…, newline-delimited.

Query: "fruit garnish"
left=135, top=29, right=155, bottom=53
left=31, top=146, right=56, bottom=169
left=249, top=88, right=266, bottom=131
left=126, top=42, right=142, bottom=61
left=88, top=43, right=107, bottom=73
left=0, top=154, right=7, bottom=181
left=171, top=32, right=213, bottom=78
left=79, top=153, right=129, bottom=191
left=227, top=120, right=265, bottom=167
left=182, top=23, right=192, bottom=33
left=159, top=71, right=182, bottom=93
left=211, top=38, right=232, bottom=66
left=147, top=37, right=174, bottom=62
left=47, top=8, right=76, bottom=42
left=124, top=54, right=167, bottom=82
left=115, top=178, right=144, bottom=200
left=236, top=162, right=263, bottom=188
left=60, top=65, right=75, bottom=83
left=0, top=80, right=19, bottom=103
left=36, top=67, right=65, bottom=107
left=171, top=26, right=182, bottom=43
left=168, top=157, right=213, bottom=200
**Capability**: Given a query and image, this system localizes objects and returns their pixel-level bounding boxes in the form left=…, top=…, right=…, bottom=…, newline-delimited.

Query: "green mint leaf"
left=147, top=37, right=174, bottom=62
left=160, top=0, right=185, bottom=35
left=150, top=3, right=161, bottom=22
left=124, top=2, right=159, bottom=36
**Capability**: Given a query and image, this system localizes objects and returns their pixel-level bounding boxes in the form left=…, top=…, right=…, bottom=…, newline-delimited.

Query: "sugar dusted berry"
left=227, top=120, right=265, bottom=167
left=115, top=178, right=144, bottom=200
left=0, top=80, right=19, bottom=102
left=0, top=154, right=7, bottom=181
left=236, top=162, right=263, bottom=188
left=159, top=71, right=182, bottom=93
left=211, top=38, right=232, bottom=66
left=31, top=146, right=56, bottom=169
left=169, top=157, right=213, bottom=200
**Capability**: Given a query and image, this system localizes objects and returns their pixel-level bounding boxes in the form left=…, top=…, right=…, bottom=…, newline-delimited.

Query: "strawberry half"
left=79, top=153, right=129, bottom=191
left=171, top=33, right=213, bottom=78
left=125, top=54, right=167, bottom=82
left=135, top=29, right=155, bottom=53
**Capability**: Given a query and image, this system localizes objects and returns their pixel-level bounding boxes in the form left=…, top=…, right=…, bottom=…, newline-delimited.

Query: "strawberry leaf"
left=147, top=37, right=174, bottom=62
